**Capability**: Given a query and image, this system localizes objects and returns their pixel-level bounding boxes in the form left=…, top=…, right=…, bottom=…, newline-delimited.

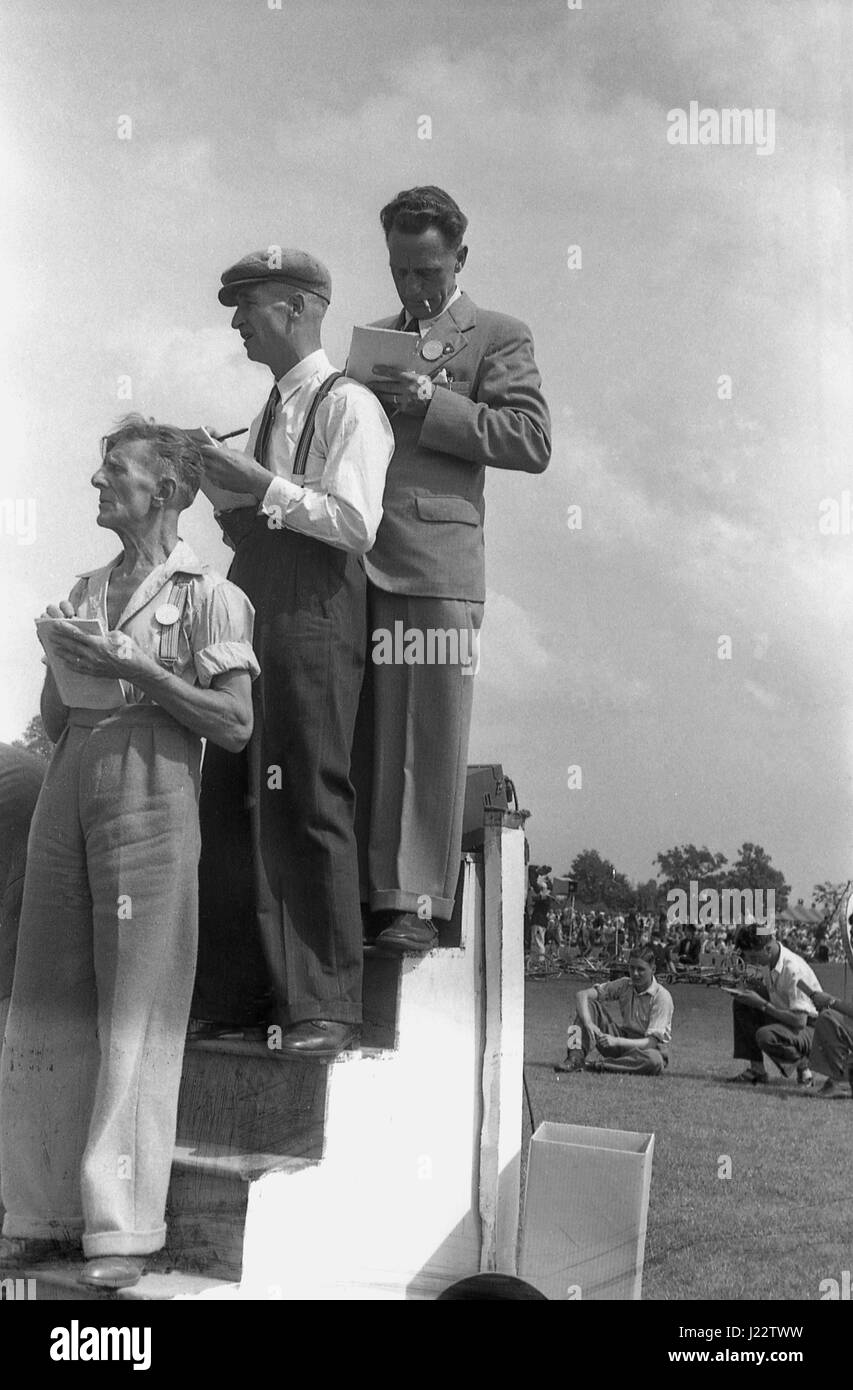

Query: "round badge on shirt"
left=421, top=340, right=444, bottom=362
left=155, top=604, right=182, bottom=626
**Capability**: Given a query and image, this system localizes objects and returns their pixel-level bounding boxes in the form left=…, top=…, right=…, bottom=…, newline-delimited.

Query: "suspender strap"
left=158, top=577, right=192, bottom=670
left=292, top=371, right=344, bottom=477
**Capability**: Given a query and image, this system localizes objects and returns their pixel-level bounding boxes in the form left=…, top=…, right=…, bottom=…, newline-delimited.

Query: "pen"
left=213, top=427, right=248, bottom=442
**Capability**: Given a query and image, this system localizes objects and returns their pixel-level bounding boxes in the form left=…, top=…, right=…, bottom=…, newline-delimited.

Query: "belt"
left=67, top=704, right=190, bottom=731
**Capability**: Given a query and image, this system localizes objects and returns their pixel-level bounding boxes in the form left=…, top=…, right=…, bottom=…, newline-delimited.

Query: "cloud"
left=743, top=678, right=781, bottom=712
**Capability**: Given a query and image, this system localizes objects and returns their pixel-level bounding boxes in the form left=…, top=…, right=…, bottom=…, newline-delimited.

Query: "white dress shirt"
left=764, top=942, right=821, bottom=1019
left=249, top=349, right=394, bottom=555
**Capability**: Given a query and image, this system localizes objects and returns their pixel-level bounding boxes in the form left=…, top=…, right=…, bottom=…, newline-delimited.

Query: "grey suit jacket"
left=364, top=292, right=551, bottom=601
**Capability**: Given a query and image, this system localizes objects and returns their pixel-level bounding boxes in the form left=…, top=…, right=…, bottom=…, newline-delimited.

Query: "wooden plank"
left=176, top=1050, right=328, bottom=1158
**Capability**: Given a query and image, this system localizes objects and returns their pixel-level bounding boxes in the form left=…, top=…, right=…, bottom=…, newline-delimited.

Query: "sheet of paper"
left=198, top=475, right=259, bottom=512
left=345, top=325, right=421, bottom=385
left=186, top=427, right=259, bottom=511
left=36, top=618, right=126, bottom=709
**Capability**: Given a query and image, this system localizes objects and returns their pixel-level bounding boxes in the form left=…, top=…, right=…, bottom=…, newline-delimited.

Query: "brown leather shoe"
left=373, top=913, right=438, bottom=955
left=80, top=1256, right=145, bottom=1290
left=275, top=1019, right=361, bottom=1059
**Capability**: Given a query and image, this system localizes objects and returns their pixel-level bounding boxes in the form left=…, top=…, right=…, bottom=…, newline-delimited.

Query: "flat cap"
left=218, top=247, right=332, bottom=306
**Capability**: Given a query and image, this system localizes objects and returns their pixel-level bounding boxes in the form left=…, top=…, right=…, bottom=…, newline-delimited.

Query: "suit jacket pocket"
left=414, top=495, right=480, bottom=525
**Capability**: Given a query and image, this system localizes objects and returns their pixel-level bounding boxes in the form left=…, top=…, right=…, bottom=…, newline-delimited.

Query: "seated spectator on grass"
left=675, top=923, right=701, bottom=971
left=556, top=946, right=673, bottom=1076
left=797, top=981, right=853, bottom=1098
left=725, top=920, right=822, bottom=1087
left=650, top=930, right=673, bottom=978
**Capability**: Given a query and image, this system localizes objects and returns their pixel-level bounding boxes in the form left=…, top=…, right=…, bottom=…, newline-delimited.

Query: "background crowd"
left=525, top=880, right=849, bottom=971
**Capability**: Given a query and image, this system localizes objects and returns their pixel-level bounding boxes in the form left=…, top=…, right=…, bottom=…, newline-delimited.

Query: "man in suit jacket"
left=354, top=185, right=551, bottom=953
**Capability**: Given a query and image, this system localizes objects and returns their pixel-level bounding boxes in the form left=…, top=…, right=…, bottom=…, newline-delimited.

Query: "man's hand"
left=199, top=443, right=272, bottom=500
left=47, top=625, right=152, bottom=682
left=798, top=981, right=833, bottom=1010
left=41, top=601, right=77, bottom=620
left=735, top=989, right=767, bottom=1010
left=369, top=367, right=435, bottom=418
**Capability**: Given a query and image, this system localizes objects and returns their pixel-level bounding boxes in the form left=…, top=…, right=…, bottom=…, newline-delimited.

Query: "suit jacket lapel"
left=373, top=293, right=478, bottom=373
left=417, top=293, right=477, bottom=375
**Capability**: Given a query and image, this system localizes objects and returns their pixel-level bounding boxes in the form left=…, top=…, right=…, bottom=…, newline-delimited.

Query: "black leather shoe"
left=79, top=1256, right=145, bottom=1290
left=0, top=1235, right=77, bottom=1269
left=373, top=913, right=438, bottom=955
left=276, top=1019, right=361, bottom=1059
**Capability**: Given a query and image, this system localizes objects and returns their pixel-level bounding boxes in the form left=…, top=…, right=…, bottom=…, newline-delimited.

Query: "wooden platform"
left=4, top=811, right=527, bottom=1301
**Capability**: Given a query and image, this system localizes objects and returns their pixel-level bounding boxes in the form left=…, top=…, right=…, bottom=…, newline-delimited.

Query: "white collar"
left=412, top=286, right=462, bottom=330
left=275, top=348, right=333, bottom=401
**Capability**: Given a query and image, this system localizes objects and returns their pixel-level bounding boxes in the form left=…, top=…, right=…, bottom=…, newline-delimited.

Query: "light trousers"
left=0, top=706, right=201, bottom=1257
left=576, top=999, right=668, bottom=1075
left=353, top=587, right=483, bottom=921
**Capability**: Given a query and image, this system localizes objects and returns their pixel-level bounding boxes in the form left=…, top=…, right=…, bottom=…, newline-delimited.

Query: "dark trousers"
left=193, top=517, right=366, bottom=1028
left=809, top=1009, right=853, bottom=1081
left=732, top=988, right=812, bottom=1069
left=0, top=745, right=46, bottom=1008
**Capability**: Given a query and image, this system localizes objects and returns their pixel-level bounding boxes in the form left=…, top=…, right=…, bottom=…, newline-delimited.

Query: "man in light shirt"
left=724, top=919, right=822, bottom=1085
left=557, top=947, right=674, bottom=1075
left=192, top=248, right=394, bottom=1059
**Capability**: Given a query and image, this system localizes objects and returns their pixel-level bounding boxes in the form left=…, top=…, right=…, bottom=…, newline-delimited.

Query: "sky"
left=0, top=0, right=851, bottom=904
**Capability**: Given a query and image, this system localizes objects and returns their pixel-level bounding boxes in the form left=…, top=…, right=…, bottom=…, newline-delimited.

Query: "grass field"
left=522, top=963, right=853, bottom=1301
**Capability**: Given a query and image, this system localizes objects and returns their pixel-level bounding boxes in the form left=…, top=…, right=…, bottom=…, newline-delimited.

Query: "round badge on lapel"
left=155, top=604, right=181, bottom=626
left=421, top=340, right=444, bottom=362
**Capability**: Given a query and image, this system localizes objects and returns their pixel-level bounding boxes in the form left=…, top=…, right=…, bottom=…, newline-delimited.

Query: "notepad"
left=36, top=618, right=126, bottom=709
left=183, top=427, right=258, bottom=511
left=345, top=325, right=421, bottom=385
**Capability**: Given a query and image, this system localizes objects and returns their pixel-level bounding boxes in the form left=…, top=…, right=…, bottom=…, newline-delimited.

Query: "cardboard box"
left=519, top=1121, right=654, bottom=1300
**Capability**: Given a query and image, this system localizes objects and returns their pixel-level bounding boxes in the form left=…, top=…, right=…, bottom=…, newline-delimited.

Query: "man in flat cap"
left=193, top=247, right=394, bottom=1058
left=353, top=187, right=550, bottom=953
left=724, top=918, right=822, bottom=1085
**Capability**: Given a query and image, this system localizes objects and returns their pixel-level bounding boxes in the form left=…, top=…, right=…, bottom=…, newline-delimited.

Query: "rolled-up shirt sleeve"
left=259, top=384, right=394, bottom=554
left=646, top=989, right=673, bottom=1045
left=594, top=979, right=625, bottom=1005
left=190, top=580, right=260, bottom=688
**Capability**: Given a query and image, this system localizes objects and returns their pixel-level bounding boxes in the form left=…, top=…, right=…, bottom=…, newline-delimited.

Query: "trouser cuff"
left=273, top=1001, right=363, bottom=1028
left=83, top=1227, right=166, bottom=1258
left=369, top=890, right=454, bottom=920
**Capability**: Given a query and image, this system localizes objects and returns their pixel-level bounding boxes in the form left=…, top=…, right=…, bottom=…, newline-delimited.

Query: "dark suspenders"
left=216, top=371, right=346, bottom=552
left=291, top=371, right=344, bottom=477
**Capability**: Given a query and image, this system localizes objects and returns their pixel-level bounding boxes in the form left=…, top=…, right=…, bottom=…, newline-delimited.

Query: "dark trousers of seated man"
left=577, top=997, right=668, bottom=1075
left=809, top=1009, right=853, bottom=1083
left=732, top=984, right=812, bottom=1073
